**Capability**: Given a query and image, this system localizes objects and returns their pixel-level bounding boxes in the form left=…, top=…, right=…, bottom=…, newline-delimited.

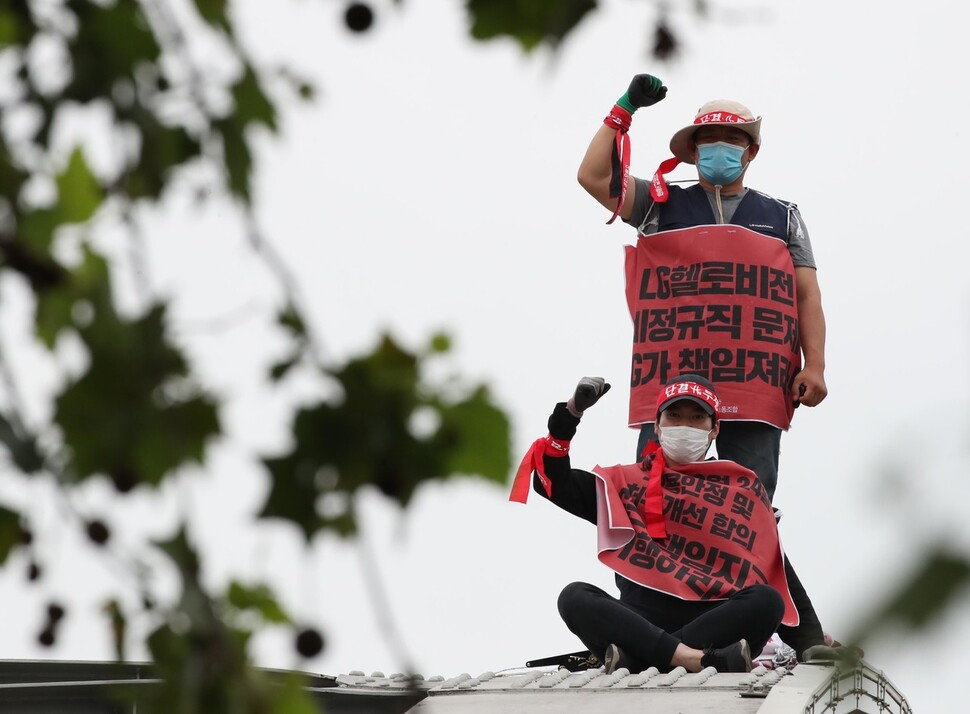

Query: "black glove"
left=566, top=377, right=611, bottom=418
left=618, top=74, right=667, bottom=112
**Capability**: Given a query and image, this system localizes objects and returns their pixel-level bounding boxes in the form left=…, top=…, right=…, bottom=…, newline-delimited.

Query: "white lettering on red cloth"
left=592, top=459, right=798, bottom=625
left=623, top=225, right=800, bottom=429
left=696, top=112, right=749, bottom=126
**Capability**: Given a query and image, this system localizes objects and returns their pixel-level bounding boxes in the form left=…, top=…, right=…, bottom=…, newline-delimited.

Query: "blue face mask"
left=696, top=141, right=747, bottom=186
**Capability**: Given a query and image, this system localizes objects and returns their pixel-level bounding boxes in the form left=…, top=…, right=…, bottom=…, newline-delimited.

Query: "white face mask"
left=658, top=425, right=713, bottom=464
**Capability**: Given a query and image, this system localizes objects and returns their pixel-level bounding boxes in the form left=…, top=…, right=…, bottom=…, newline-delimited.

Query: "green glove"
left=617, top=74, right=667, bottom=113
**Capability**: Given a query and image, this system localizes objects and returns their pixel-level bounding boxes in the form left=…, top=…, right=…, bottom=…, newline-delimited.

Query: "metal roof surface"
left=334, top=658, right=912, bottom=714
left=0, top=658, right=912, bottom=713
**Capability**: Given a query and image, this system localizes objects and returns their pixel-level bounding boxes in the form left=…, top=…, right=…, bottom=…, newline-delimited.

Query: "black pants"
left=557, top=581, right=784, bottom=673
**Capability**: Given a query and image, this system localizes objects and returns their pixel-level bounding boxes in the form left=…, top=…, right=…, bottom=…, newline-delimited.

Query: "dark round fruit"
left=47, top=603, right=65, bottom=621
left=295, top=627, right=325, bottom=658
left=38, top=627, right=55, bottom=647
left=86, top=520, right=110, bottom=545
left=345, top=3, right=374, bottom=33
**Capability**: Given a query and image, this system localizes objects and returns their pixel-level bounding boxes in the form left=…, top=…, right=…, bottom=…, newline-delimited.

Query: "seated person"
left=510, top=373, right=825, bottom=674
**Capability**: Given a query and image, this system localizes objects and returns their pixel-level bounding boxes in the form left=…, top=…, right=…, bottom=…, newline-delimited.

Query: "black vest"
left=656, top=184, right=792, bottom=242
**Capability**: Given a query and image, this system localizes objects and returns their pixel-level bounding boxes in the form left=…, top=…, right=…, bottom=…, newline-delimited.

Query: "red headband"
left=656, top=382, right=721, bottom=416
left=695, top=111, right=752, bottom=126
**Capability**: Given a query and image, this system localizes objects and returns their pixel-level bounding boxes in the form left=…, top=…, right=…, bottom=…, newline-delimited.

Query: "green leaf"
left=268, top=675, right=321, bottom=714
left=0, top=134, right=29, bottom=199
left=102, top=598, right=127, bottom=662
left=66, top=1, right=162, bottom=103
left=0, top=9, right=20, bottom=46
left=0, top=413, right=44, bottom=473
left=0, top=3, right=39, bottom=48
left=192, top=0, right=232, bottom=32
left=55, top=300, right=221, bottom=487
left=233, top=64, right=278, bottom=132
left=0, top=505, right=24, bottom=566
left=465, top=0, right=598, bottom=51
left=55, top=148, right=104, bottom=224
left=269, top=354, right=299, bottom=382
left=849, top=546, right=970, bottom=644
left=214, top=116, right=252, bottom=201
left=428, top=332, right=451, bottom=354
left=17, top=207, right=60, bottom=253
left=258, top=334, right=511, bottom=540
left=277, top=304, right=307, bottom=339
left=33, top=245, right=110, bottom=348
left=437, top=386, right=511, bottom=484
left=227, top=582, right=291, bottom=624
left=123, top=112, right=202, bottom=201
left=260, top=454, right=327, bottom=541
left=153, top=526, right=201, bottom=580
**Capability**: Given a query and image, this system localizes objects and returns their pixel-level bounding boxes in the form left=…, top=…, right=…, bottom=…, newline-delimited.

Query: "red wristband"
left=603, top=104, right=632, bottom=133
left=542, top=436, right=570, bottom=456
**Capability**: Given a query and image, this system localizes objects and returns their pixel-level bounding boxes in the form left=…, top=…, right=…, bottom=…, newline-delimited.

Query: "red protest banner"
left=593, top=459, right=798, bottom=626
left=624, top=225, right=800, bottom=430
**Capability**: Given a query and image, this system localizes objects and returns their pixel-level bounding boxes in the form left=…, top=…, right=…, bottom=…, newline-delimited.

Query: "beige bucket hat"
left=668, top=100, right=762, bottom=164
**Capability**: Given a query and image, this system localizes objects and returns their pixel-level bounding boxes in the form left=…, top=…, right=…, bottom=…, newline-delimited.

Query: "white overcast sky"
left=1, top=0, right=968, bottom=712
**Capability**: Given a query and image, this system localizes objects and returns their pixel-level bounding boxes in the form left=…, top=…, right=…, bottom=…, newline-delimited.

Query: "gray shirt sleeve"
left=786, top=206, right=816, bottom=269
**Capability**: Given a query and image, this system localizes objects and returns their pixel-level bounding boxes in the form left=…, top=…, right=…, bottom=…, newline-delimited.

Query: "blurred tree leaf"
left=269, top=354, right=300, bottom=382
left=466, top=0, right=598, bottom=51
left=33, top=244, right=109, bottom=348
left=55, top=148, right=104, bottom=225
left=102, top=598, right=127, bottom=662
left=193, top=0, right=233, bottom=33
left=849, top=546, right=970, bottom=645
left=259, top=334, right=511, bottom=540
left=437, top=386, right=510, bottom=484
left=17, top=208, right=62, bottom=254
left=227, top=582, right=291, bottom=625
left=65, top=0, right=162, bottom=103
left=233, top=64, right=278, bottom=133
left=145, top=528, right=320, bottom=714
left=0, top=506, right=24, bottom=566
left=268, top=675, right=321, bottom=714
left=0, top=4, right=32, bottom=46
left=0, top=413, right=44, bottom=474
left=120, top=110, right=202, bottom=201
left=277, top=303, right=307, bottom=339
left=214, top=115, right=253, bottom=200
left=261, top=454, right=323, bottom=540
left=55, top=295, right=220, bottom=488
left=0, top=135, right=29, bottom=201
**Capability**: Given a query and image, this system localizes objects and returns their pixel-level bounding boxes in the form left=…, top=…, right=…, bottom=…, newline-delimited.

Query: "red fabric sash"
left=603, top=105, right=633, bottom=224
left=641, top=441, right=667, bottom=539
left=624, top=225, right=801, bottom=429
left=508, top=436, right=570, bottom=504
left=650, top=157, right=682, bottom=203
left=593, top=459, right=798, bottom=625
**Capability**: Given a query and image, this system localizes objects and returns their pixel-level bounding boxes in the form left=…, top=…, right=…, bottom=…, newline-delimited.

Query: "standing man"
left=577, top=75, right=827, bottom=500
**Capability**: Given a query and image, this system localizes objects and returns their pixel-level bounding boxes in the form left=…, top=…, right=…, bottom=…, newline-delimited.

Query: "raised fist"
left=626, top=74, right=667, bottom=108
left=567, top=377, right=611, bottom=417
